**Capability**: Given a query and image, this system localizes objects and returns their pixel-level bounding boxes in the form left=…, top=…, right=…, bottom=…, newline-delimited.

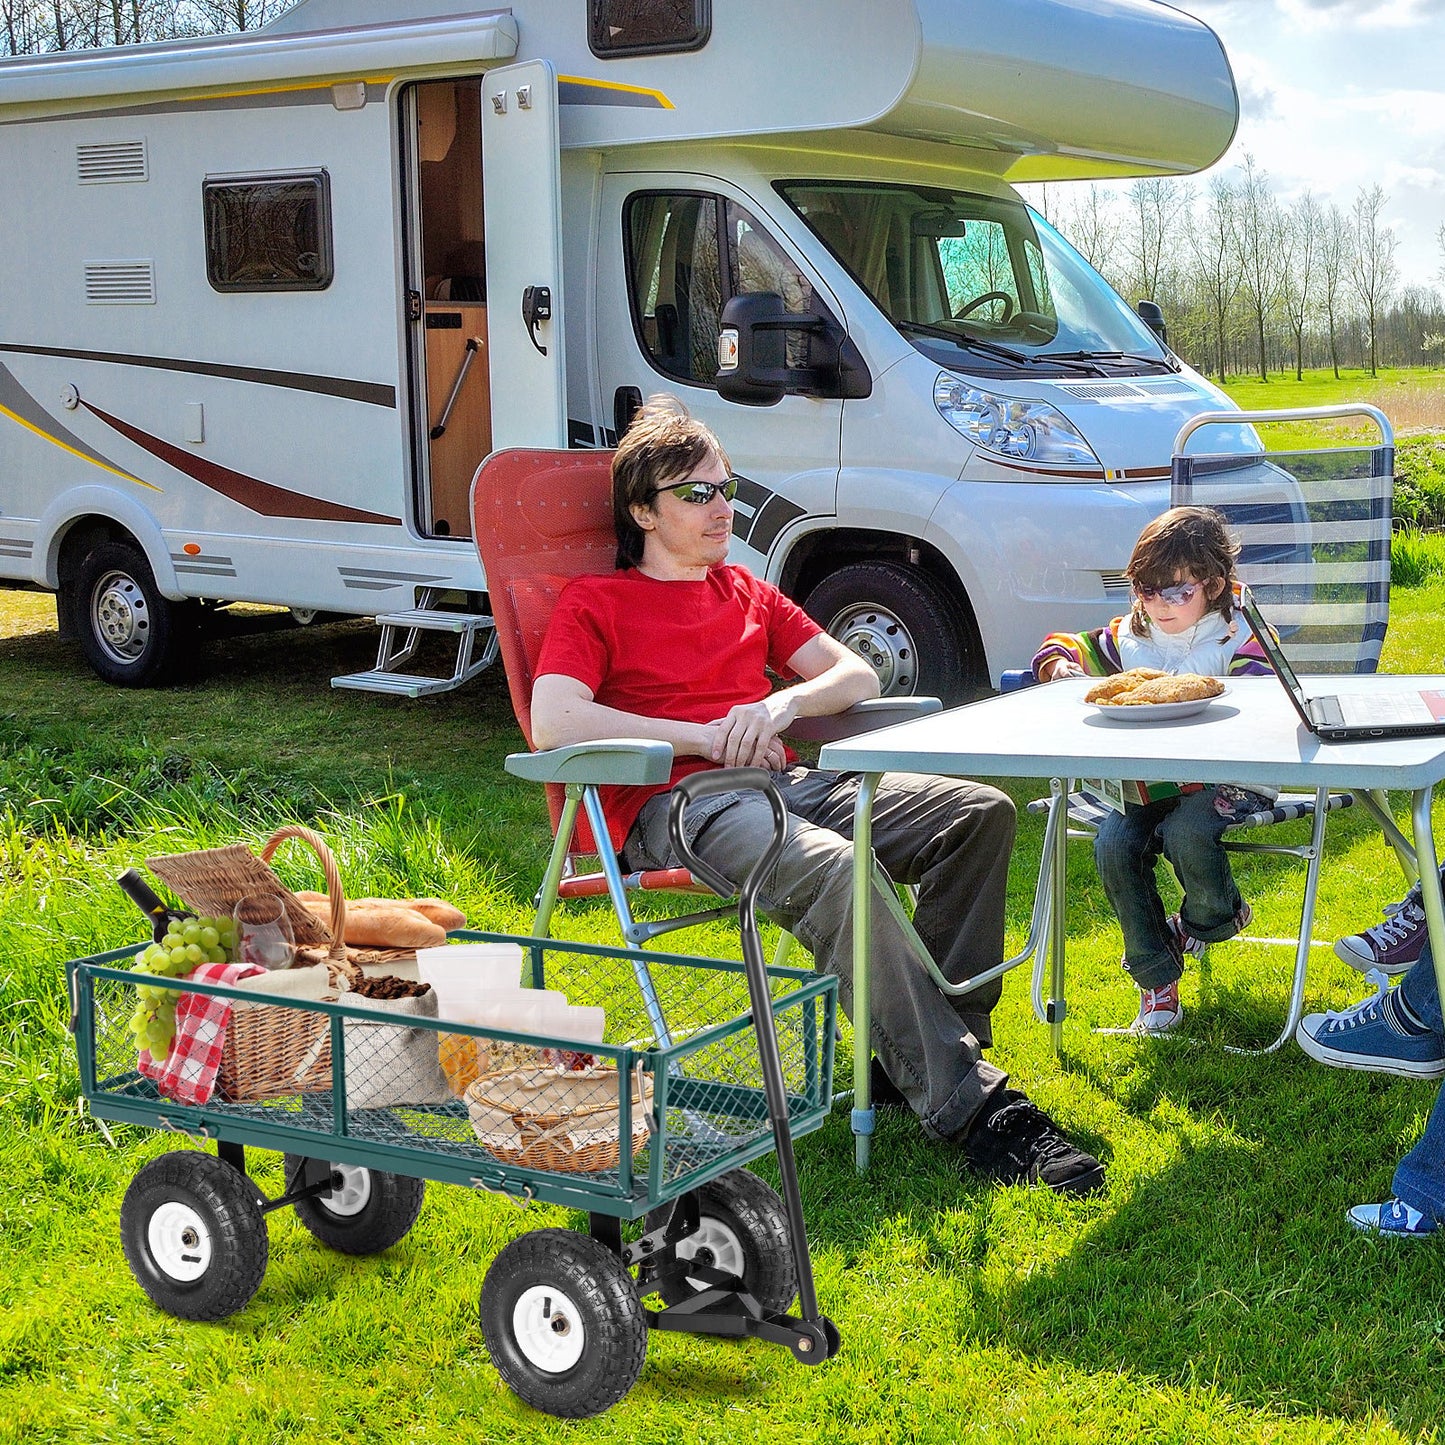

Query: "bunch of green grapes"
left=128, top=916, right=236, bottom=1060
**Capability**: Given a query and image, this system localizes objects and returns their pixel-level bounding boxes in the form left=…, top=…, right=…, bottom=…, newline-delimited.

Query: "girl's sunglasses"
left=1134, top=581, right=1201, bottom=606
left=647, top=477, right=740, bottom=505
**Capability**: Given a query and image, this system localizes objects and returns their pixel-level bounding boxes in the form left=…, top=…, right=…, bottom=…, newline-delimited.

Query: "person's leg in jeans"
left=1159, top=787, right=1245, bottom=944
left=770, top=768, right=1014, bottom=1046
left=1093, top=797, right=1180, bottom=991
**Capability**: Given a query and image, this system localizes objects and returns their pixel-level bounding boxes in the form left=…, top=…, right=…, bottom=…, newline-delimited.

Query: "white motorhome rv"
left=0, top=0, right=1251, bottom=698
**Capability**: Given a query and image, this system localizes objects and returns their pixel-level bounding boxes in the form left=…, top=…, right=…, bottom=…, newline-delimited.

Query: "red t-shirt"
left=535, top=564, right=822, bottom=849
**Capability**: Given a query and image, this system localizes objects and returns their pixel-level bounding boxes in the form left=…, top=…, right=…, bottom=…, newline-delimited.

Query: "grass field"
left=4, top=575, right=1445, bottom=1445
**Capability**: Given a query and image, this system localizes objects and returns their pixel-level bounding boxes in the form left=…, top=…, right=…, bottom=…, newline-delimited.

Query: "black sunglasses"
left=646, top=476, right=740, bottom=505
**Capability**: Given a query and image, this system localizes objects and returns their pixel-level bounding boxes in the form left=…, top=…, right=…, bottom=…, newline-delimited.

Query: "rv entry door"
left=482, top=61, right=566, bottom=449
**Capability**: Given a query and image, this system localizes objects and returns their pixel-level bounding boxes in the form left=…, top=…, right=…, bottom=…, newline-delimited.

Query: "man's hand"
left=1038, top=656, right=1084, bottom=682
left=708, top=695, right=794, bottom=768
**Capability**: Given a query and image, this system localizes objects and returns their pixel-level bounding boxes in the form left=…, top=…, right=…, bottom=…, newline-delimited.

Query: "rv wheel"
left=72, top=540, right=184, bottom=687
left=805, top=561, right=980, bottom=705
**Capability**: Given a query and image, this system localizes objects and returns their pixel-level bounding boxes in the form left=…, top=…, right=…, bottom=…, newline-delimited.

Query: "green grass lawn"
left=5, top=590, right=1445, bottom=1443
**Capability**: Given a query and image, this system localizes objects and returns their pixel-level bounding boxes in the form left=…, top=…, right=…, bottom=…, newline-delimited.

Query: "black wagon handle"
left=666, top=767, right=787, bottom=904
left=665, top=768, right=831, bottom=1345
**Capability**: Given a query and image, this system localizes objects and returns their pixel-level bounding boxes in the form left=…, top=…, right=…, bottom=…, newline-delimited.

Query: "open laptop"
left=1239, top=589, right=1445, bottom=741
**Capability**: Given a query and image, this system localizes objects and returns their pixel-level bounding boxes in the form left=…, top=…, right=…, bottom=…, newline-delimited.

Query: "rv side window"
left=589, top=0, right=710, bottom=57
left=202, top=172, right=334, bottom=293
left=625, top=191, right=816, bottom=387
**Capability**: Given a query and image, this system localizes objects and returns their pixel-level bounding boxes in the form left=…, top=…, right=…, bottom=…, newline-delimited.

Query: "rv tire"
left=72, top=540, right=186, bottom=687
left=804, top=561, right=977, bottom=705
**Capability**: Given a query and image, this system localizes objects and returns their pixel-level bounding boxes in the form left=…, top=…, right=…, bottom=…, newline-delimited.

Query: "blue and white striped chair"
left=1009, top=404, right=1397, bottom=1052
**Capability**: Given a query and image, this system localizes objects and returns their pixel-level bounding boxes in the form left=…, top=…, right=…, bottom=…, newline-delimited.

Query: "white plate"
left=1091, top=687, right=1228, bottom=723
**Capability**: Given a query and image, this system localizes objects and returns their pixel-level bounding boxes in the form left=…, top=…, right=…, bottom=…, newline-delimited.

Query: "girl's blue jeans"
left=1093, top=787, right=1245, bottom=990
left=1392, top=951, right=1445, bottom=1220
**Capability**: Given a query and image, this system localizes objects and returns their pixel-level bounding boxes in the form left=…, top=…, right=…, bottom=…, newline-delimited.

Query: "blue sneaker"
left=1347, top=1198, right=1439, bottom=1237
left=1295, top=970, right=1445, bottom=1079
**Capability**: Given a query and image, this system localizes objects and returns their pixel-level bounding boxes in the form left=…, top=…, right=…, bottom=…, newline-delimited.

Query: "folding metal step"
left=331, top=593, right=499, bottom=697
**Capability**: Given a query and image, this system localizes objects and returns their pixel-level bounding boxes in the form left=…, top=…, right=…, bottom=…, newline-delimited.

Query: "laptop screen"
left=1238, top=589, right=1317, bottom=727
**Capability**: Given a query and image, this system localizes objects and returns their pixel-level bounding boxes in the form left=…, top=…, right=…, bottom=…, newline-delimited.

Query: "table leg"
left=1409, top=788, right=1445, bottom=1018
left=1048, top=779, right=1068, bottom=1054
left=852, top=771, right=882, bottom=1175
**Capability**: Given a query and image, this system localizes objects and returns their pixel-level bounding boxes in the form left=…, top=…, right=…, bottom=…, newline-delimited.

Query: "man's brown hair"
left=1126, top=505, right=1239, bottom=635
left=611, top=395, right=731, bottom=569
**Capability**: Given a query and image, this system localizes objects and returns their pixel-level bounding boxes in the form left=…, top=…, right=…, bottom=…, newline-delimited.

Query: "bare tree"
left=1062, top=184, right=1118, bottom=280
left=1315, top=202, right=1351, bottom=379
left=179, top=0, right=291, bottom=29
left=1122, top=176, right=1186, bottom=306
left=1186, top=174, right=1241, bottom=381
left=1349, top=183, right=1398, bottom=377
left=1231, top=154, right=1285, bottom=382
left=1279, top=190, right=1321, bottom=382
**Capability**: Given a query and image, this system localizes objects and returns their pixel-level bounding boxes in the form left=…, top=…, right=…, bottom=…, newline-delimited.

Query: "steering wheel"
left=954, top=290, right=1015, bottom=323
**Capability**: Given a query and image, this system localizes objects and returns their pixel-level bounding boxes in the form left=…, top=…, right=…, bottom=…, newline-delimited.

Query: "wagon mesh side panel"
left=80, top=941, right=833, bottom=1199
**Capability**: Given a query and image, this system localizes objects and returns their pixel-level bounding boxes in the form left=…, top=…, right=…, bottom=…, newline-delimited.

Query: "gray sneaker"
left=1335, top=888, right=1427, bottom=977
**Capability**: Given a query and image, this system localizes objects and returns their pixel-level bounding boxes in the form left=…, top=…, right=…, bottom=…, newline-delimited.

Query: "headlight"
left=934, top=375, right=1099, bottom=467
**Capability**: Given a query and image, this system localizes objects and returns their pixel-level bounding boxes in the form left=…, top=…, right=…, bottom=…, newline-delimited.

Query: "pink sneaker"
left=1134, top=980, right=1184, bottom=1034
left=1170, top=900, right=1252, bottom=958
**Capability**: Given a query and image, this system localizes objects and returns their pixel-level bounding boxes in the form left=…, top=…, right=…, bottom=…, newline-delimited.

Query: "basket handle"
left=259, top=825, right=351, bottom=970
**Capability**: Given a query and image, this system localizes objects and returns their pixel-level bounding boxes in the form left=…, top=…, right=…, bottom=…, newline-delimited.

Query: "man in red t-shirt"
left=532, top=396, right=1104, bottom=1196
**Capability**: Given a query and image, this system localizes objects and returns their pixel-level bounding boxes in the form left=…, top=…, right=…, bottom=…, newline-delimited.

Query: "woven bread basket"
left=464, top=1065, right=652, bottom=1174
left=147, top=825, right=360, bottom=1102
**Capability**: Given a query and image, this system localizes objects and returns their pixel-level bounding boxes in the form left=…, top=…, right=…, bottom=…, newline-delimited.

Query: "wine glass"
left=233, top=893, right=296, bottom=970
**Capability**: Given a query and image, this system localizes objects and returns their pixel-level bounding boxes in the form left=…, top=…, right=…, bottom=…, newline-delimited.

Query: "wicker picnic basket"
left=146, top=825, right=362, bottom=1103
left=463, top=1065, right=653, bottom=1174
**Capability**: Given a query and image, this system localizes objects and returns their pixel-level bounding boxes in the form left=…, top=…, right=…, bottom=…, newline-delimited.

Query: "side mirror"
left=1136, top=299, right=1169, bottom=345
left=716, top=292, right=871, bottom=407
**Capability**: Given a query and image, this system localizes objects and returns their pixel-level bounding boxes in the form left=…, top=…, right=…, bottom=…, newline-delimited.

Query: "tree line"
left=0, top=0, right=293, bottom=53
left=1031, top=158, right=1444, bottom=381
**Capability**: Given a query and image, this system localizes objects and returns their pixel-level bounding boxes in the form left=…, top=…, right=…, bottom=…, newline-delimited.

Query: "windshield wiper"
left=1048, top=349, right=1181, bottom=374
left=895, top=320, right=1102, bottom=374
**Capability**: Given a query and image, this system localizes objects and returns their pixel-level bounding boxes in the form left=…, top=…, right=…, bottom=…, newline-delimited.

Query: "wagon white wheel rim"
left=316, top=1163, right=371, bottom=1216
left=676, top=1217, right=745, bottom=1283
left=512, top=1284, right=586, bottom=1373
left=147, top=1201, right=213, bottom=1281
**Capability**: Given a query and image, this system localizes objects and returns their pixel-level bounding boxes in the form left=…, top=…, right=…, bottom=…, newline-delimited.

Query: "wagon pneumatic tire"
left=480, top=1228, right=647, bottom=1418
left=804, top=561, right=977, bottom=705
left=283, top=1155, right=424, bottom=1255
left=120, top=1150, right=268, bottom=1322
left=72, top=539, right=185, bottom=687
left=643, top=1168, right=797, bottom=1316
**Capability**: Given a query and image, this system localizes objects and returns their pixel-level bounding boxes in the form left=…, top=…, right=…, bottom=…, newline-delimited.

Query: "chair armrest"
left=784, top=696, right=943, bottom=743
left=505, top=739, right=675, bottom=786
left=999, top=669, right=1038, bottom=693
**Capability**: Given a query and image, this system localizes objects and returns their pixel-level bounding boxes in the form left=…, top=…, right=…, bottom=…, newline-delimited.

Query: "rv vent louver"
left=84, top=262, right=156, bottom=305
left=76, top=140, right=148, bottom=184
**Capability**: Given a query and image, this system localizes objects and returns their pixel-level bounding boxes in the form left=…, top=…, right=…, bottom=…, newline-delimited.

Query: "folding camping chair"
left=470, top=446, right=940, bottom=959
left=1008, top=404, right=1401, bottom=1052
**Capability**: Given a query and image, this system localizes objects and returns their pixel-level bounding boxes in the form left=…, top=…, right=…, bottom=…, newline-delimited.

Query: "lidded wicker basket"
left=146, top=825, right=359, bottom=1102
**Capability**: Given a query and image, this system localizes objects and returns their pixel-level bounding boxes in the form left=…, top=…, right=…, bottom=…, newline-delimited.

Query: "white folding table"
left=820, top=674, right=1445, bottom=1172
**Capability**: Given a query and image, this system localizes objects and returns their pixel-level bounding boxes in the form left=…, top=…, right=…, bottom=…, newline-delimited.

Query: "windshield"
left=776, top=180, right=1174, bottom=378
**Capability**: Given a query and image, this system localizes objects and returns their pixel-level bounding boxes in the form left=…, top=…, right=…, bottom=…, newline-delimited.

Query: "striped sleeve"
left=1032, top=618, right=1125, bottom=679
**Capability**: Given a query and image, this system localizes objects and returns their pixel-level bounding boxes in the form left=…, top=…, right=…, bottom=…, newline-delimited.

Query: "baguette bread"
left=297, top=890, right=464, bottom=930
left=296, top=895, right=447, bottom=949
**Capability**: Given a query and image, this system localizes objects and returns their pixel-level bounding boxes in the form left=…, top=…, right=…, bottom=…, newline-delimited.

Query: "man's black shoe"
left=963, top=1089, right=1106, bottom=1197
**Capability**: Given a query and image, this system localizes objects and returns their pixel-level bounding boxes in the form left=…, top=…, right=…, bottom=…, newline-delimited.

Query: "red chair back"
left=472, top=448, right=618, bottom=852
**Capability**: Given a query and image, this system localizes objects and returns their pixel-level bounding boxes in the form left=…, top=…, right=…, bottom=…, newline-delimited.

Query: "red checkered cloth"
left=138, top=960, right=266, bottom=1106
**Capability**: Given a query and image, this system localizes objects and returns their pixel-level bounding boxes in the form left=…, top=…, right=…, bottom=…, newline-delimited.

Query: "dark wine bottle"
left=117, top=869, right=194, bottom=944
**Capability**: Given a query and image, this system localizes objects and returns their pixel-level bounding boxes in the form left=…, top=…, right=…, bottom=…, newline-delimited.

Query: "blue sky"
left=1164, top=0, right=1445, bottom=287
